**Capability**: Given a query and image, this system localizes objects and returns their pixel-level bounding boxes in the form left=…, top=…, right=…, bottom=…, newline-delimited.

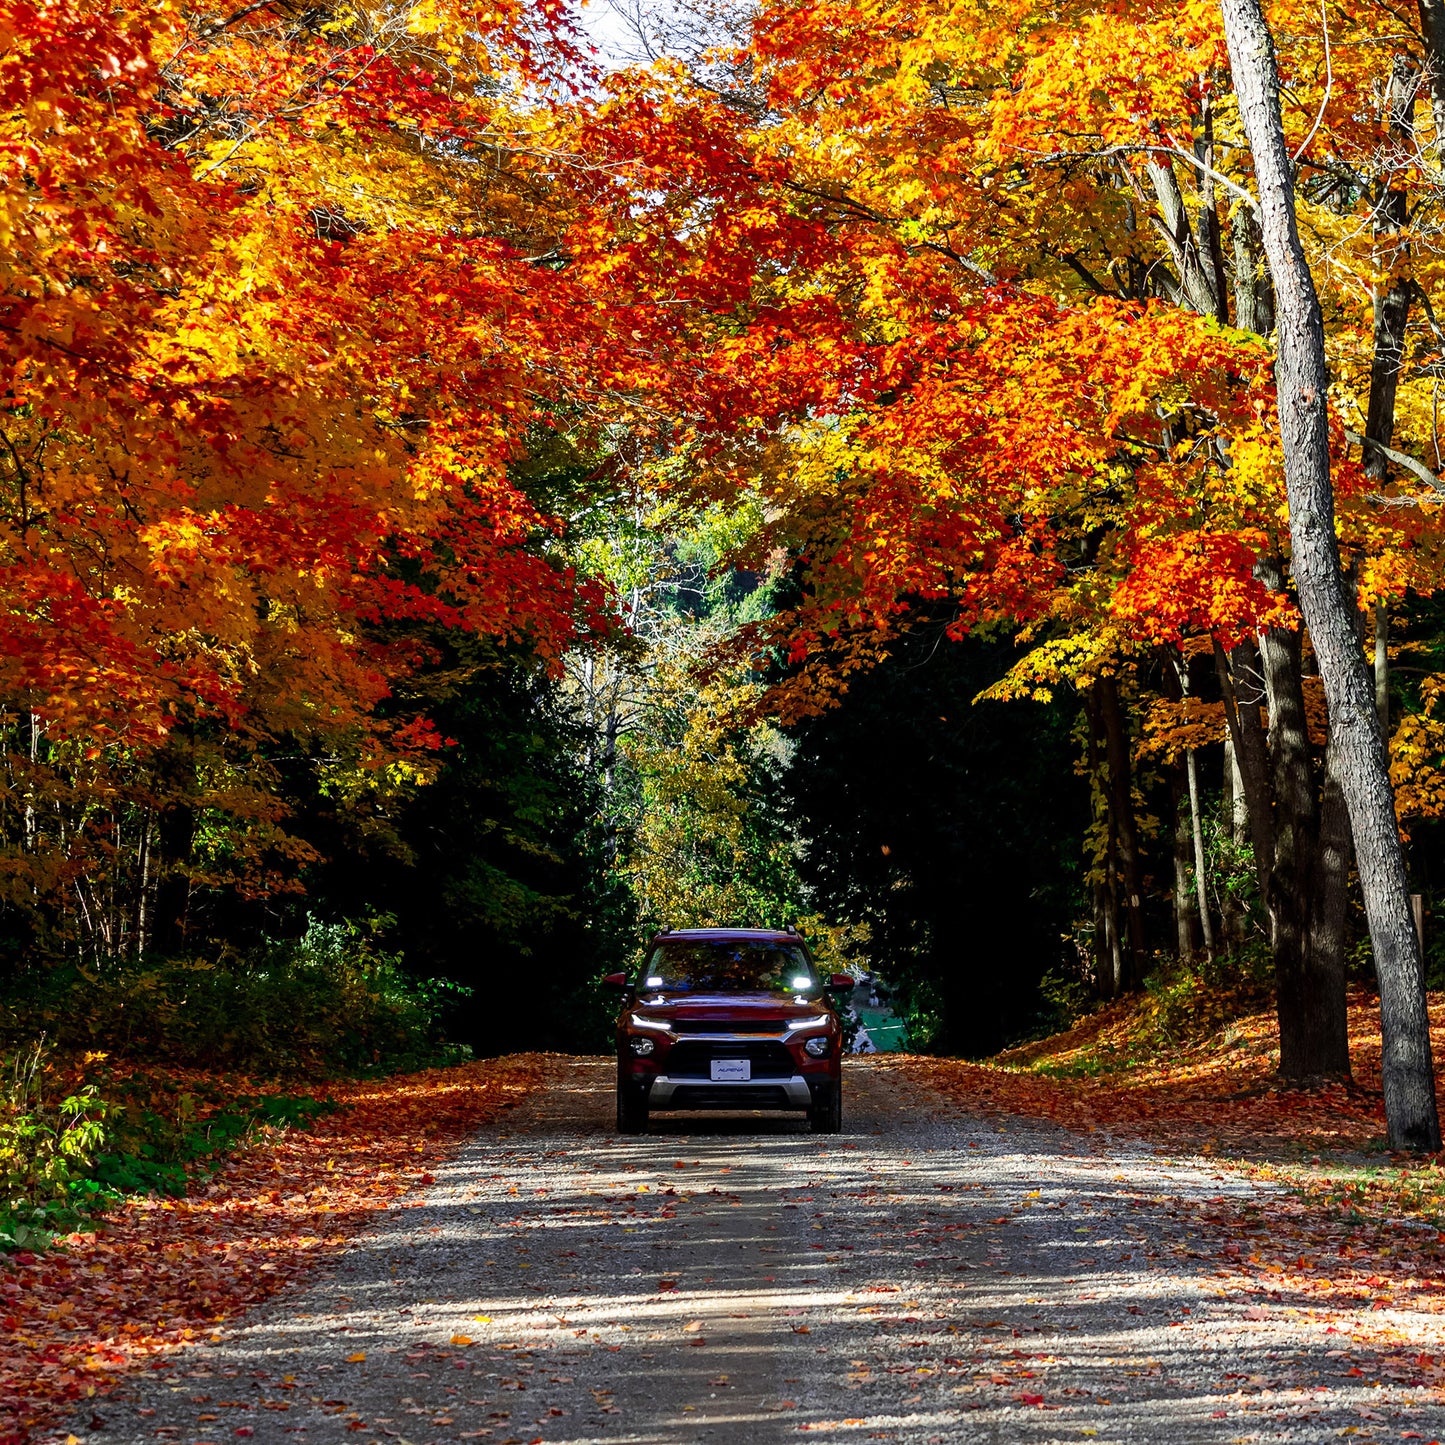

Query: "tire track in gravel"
left=61, top=1057, right=1445, bottom=1445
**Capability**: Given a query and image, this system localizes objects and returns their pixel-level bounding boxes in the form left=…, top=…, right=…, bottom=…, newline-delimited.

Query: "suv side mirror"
left=827, top=973, right=853, bottom=992
left=601, top=972, right=630, bottom=990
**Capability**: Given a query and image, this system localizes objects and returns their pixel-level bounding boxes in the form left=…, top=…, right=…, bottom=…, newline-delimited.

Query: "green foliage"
left=1131, top=945, right=1274, bottom=1049
left=2, top=919, right=469, bottom=1078
left=896, top=978, right=945, bottom=1053
left=576, top=492, right=809, bottom=943
left=1036, top=967, right=1096, bottom=1035
left=617, top=665, right=805, bottom=933
left=90, top=1088, right=332, bottom=1199
left=0, top=1040, right=109, bottom=1250
left=1200, top=803, right=1269, bottom=944
left=0, top=1039, right=334, bottom=1252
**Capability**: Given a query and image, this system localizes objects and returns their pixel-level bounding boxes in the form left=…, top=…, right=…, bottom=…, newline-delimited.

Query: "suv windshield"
left=641, top=939, right=817, bottom=993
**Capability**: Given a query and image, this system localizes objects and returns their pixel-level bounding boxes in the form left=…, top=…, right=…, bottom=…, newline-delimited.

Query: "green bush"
left=0, top=1040, right=109, bottom=1251
left=897, top=977, right=945, bottom=1053
left=89, top=1088, right=333, bottom=1198
left=1, top=918, right=471, bottom=1078
left=1035, top=966, right=1096, bottom=1035
left=1133, top=943, right=1273, bottom=1049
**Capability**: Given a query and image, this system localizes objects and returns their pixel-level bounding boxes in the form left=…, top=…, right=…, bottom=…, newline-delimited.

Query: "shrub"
left=89, top=1086, right=333, bottom=1198
left=0, top=1039, right=338, bottom=1251
left=1133, top=944, right=1273, bottom=1049
left=0, top=1040, right=109, bottom=1250
left=1035, top=966, right=1096, bottom=1035
left=1, top=918, right=471, bottom=1078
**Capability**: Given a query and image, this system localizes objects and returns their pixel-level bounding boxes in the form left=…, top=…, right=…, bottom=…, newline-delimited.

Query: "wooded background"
left=5, top=0, right=1445, bottom=1101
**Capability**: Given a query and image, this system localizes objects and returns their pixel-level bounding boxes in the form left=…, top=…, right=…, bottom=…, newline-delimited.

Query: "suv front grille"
left=665, top=1041, right=796, bottom=1079
left=670, top=1019, right=787, bottom=1034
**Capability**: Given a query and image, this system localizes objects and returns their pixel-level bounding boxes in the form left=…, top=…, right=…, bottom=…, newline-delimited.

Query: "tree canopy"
left=5, top=0, right=1445, bottom=1144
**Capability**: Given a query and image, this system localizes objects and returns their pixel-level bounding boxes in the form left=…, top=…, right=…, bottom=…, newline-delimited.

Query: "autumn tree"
left=574, top=0, right=1445, bottom=1143
left=1219, top=0, right=1440, bottom=1146
left=0, top=0, right=663, bottom=961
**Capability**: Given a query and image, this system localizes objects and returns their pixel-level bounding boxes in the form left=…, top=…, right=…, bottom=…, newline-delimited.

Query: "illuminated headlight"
left=630, top=1013, right=672, bottom=1032
left=629, top=1036, right=656, bottom=1056
left=803, top=1036, right=831, bottom=1058
left=790, top=1015, right=829, bottom=1031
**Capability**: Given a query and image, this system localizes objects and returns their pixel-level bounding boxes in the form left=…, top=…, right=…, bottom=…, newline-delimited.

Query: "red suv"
left=603, top=928, right=850, bottom=1135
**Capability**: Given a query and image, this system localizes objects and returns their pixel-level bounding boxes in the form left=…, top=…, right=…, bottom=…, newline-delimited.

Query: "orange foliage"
left=572, top=0, right=1445, bottom=716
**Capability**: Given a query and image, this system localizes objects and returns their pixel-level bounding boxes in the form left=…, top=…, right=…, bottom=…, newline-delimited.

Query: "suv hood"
left=630, top=992, right=828, bottom=1022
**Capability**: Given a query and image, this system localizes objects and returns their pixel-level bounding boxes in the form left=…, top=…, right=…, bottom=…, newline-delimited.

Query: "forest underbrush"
left=0, top=924, right=475, bottom=1255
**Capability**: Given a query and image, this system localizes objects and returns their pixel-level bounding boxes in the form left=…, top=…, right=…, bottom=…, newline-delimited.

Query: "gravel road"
left=67, top=1057, right=1445, bottom=1445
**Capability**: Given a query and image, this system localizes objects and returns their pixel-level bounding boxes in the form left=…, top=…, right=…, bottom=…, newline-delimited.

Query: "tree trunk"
left=1198, top=96, right=1232, bottom=324
left=1254, top=584, right=1349, bottom=1077
left=1186, top=748, right=1216, bottom=960
left=1171, top=764, right=1197, bottom=959
left=1375, top=603, right=1390, bottom=732
left=1100, top=860, right=1123, bottom=998
left=1221, top=0, right=1441, bottom=1146
left=1170, top=647, right=1215, bottom=960
left=1361, top=62, right=1413, bottom=742
left=1213, top=636, right=1274, bottom=899
left=1095, top=673, right=1149, bottom=987
left=1087, top=692, right=1122, bottom=998
left=1221, top=736, right=1252, bottom=943
left=1418, top=0, right=1445, bottom=155
left=1147, top=155, right=1225, bottom=320
left=1231, top=209, right=1275, bottom=336
left=1308, top=737, right=1355, bottom=1077
left=149, top=732, right=197, bottom=957
left=1362, top=56, right=1416, bottom=486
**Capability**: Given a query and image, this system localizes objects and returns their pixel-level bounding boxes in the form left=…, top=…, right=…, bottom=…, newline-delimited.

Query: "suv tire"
left=809, top=1078, right=842, bottom=1134
left=616, top=1082, right=650, bottom=1135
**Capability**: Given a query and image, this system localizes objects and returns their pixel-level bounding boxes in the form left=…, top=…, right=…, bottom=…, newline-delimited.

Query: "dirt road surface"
left=65, top=1058, right=1445, bottom=1445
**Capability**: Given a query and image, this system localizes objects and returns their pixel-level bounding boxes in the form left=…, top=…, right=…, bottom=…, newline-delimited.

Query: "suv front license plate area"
left=710, top=1058, right=751, bottom=1081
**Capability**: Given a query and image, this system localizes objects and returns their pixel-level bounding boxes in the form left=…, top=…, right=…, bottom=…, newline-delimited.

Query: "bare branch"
left=1345, top=427, right=1445, bottom=491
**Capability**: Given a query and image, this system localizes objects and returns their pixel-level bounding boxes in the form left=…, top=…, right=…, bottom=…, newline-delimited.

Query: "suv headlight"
left=803, top=1036, right=831, bottom=1057
left=629, top=1036, right=656, bottom=1056
left=630, top=1013, right=672, bottom=1032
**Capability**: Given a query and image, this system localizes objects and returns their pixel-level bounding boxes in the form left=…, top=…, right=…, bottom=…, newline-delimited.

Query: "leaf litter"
left=0, top=1054, right=543, bottom=1445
